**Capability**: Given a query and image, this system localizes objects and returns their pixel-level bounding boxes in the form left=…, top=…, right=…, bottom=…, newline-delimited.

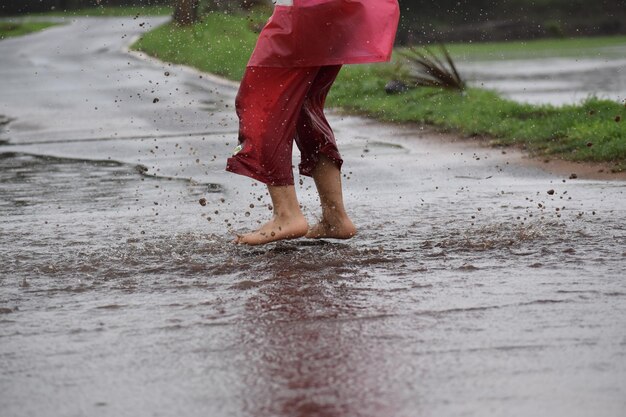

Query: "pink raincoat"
left=248, top=0, right=400, bottom=67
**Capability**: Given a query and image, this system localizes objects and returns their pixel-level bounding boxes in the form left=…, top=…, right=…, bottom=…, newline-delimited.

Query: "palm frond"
left=398, top=44, right=465, bottom=91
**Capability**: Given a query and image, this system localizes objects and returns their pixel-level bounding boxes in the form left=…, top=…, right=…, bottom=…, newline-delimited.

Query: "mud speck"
left=199, top=198, right=207, bottom=206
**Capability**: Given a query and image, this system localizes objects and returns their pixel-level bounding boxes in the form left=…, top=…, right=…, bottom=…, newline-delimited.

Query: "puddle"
left=1, top=17, right=625, bottom=417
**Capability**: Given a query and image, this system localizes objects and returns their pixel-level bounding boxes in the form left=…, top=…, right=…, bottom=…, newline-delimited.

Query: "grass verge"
left=0, top=21, right=59, bottom=40
left=132, top=11, right=626, bottom=170
left=132, top=11, right=260, bottom=80
left=443, top=35, right=626, bottom=60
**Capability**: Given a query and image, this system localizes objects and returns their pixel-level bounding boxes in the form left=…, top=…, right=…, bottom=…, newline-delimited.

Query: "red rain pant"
left=225, top=65, right=343, bottom=186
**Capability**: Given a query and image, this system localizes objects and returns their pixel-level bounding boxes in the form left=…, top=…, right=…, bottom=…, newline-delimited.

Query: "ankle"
left=321, top=205, right=348, bottom=220
left=274, top=207, right=304, bottom=220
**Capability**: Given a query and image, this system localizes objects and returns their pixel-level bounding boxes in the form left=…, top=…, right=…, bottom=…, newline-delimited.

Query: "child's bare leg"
left=235, top=185, right=308, bottom=245
left=306, top=155, right=357, bottom=239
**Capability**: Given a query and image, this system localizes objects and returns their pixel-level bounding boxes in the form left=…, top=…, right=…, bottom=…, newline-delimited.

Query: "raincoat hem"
left=247, top=53, right=393, bottom=68
left=298, top=148, right=343, bottom=177
left=226, top=156, right=294, bottom=186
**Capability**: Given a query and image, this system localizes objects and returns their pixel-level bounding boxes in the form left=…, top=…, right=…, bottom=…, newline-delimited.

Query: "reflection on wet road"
left=1, top=17, right=626, bottom=417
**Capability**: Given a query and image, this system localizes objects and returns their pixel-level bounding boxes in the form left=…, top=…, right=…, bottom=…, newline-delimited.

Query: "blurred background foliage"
left=2, top=0, right=625, bottom=43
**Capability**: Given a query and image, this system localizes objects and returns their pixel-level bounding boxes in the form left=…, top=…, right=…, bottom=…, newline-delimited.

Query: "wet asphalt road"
left=1, top=17, right=626, bottom=417
left=459, top=53, right=626, bottom=106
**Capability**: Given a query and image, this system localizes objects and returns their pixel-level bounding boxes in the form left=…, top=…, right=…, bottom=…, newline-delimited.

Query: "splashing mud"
left=2, top=145, right=625, bottom=416
left=1, top=17, right=625, bottom=417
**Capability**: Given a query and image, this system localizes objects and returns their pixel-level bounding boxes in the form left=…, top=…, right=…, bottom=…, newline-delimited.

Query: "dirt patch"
left=371, top=119, right=626, bottom=182
left=523, top=157, right=626, bottom=181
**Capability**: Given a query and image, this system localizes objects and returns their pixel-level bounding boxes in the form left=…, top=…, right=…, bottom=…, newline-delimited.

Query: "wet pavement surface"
left=1, top=17, right=626, bottom=417
left=458, top=46, right=626, bottom=105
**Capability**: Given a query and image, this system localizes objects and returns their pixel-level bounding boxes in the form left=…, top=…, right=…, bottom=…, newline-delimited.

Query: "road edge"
left=123, top=34, right=240, bottom=91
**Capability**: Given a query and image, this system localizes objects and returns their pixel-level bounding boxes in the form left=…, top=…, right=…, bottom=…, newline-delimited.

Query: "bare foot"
left=306, top=214, right=357, bottom=240
left=235, top=213, right=308, bottom=245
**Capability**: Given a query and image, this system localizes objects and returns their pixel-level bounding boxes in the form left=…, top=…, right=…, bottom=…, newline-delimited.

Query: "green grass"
left=0, top=21, right=60, bottom=40
left=331, top=65, right=625, bottom=166
left=440, top=35, right=626, bottom=60
left=132, top=11, right=626, bottom=170
left=132, top=11, right=263, bottom=80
